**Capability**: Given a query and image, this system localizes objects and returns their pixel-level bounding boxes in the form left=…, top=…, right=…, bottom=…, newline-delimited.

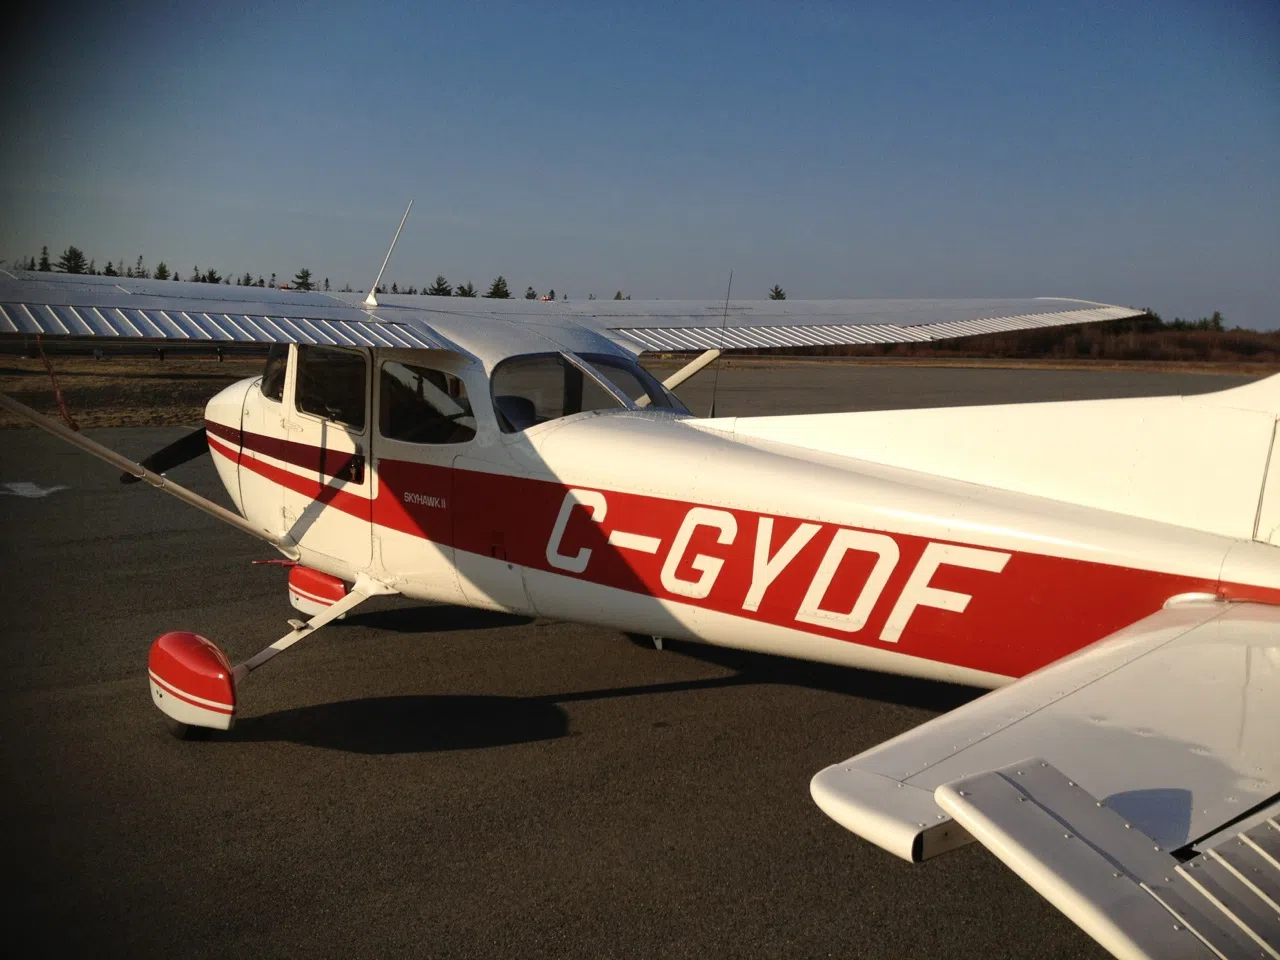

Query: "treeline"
left=16, top=245, right=793, bottom=303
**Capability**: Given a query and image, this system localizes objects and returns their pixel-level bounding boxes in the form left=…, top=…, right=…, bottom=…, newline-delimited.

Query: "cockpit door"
left=280, top=345, right=374, bottom=571
left=371, top=352, right=478, bottom=603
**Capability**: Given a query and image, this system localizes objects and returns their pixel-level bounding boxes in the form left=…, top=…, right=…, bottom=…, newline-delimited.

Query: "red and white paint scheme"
left=287, top=564, right=349, bottom=617
left=148, top=631, right=236, bottom=731
left=3, top=269, right=1276, bottom=959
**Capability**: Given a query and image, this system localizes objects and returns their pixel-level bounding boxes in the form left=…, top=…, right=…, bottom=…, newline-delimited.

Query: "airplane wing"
left=556, top=296, right=1143, bottom=353
left=0, top=272, right=449, bottom=349
left=0, top=271, right=1142, bottom=353
left=811, top=598, right=1280, bottom=959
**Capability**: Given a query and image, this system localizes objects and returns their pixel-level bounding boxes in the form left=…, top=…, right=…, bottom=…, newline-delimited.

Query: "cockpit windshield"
left=490, top=352, right=687, bottom=433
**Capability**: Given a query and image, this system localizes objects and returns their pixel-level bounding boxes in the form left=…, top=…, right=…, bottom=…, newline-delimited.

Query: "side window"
left=583, top=354, right=685, bottom=412
left=261, top=343, right=287, bottom=403
left=295, top=345, right=367, bottom=429
left=491, top=354, right=630, bottom=433
left=379, top=361, right=476, bottom=444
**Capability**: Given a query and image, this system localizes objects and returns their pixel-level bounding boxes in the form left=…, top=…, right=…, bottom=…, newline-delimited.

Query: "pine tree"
left=269, top=273, right=276, bottom=289
left=293, top=268, right=314, bottom=291
left=154, top=262, right=170, bottom=281
left=203, top=267, right=221, bottom=284
left=524, top=286, right=537, bottom=299
left=257, top=277, right=265, bottom=287
left=103, top=261, right=119, bottom=277
left=190, top=265, right=201, bottom=283
left=427, top=275, right=452, bottom=296
left=768, top=284, right=786, bottom=300
left=455, top=281, right=477, bottom=297
left=54, top=246, right=87, bottom=273
left=239, top=271, right=252, bottom=286
left=390, top=281, right=398, bottom=294
left=547, top=289, right=556, bottom=301
left=134, top=255, right=148, bottom=279
left=614, top=290, right=624, bottom=300
left=172, top=270, right=181, bottom=281
left=485, top=275, right=511, bottom=299
left=323, top=277, right=330, bottom=292
left=87, top=260, right=96, bottom=275
left=38, top=246, right=51, bottom=271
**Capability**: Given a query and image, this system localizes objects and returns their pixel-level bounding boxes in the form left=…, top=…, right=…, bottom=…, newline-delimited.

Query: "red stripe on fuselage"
left=205, top=418, right=362, bottom=483
left=207, top=420, right=1273, bottom=678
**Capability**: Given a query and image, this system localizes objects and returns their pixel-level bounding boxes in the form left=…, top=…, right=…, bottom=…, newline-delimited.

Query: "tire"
left=165, top=717, right=211, bottom=741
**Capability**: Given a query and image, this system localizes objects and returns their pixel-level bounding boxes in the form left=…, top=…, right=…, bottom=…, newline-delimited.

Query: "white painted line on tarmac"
left=1, top=482, right=69, bottom=498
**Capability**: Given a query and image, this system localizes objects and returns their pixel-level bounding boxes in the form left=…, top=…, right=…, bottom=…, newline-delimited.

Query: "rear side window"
left=261, top=343, right=287, bottom=402
left=295, top=345, right=367, bottom=429
left=379, top=361, right=476, bottom=444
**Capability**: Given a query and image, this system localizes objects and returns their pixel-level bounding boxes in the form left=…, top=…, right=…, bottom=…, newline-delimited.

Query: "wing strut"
left=0, top=391, right=297, bottom=558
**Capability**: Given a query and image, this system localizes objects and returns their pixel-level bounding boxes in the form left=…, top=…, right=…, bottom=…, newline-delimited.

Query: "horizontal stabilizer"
left=812, top=600, right=1280, bottom=863
left=937, top=760, right=1279, bottom=960
left=812, top=599, right=1280, bottom=957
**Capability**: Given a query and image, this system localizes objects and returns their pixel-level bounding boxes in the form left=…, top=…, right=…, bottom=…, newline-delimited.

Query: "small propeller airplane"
left=1, top=220, right=1276, bottom=959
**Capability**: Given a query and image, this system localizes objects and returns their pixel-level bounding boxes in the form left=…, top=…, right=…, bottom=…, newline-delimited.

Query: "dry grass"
left=0, top=356, right=263, bottom=428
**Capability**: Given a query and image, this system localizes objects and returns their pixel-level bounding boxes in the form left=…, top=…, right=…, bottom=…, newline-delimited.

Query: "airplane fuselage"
left=204, top=353, right=1280, bottom=688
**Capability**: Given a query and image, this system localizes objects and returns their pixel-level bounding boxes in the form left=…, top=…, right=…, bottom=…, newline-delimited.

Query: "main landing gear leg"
left=148, top=574, right=397, bottom=739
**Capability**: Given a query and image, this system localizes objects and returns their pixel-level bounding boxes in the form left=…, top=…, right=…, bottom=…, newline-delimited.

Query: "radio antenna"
left=707, top=269, right=733, bottom=418
left=363, top=200, right=414, bottom=309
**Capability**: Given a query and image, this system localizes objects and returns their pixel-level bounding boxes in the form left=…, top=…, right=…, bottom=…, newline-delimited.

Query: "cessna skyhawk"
left=1, top=264, right=1275, bottom=960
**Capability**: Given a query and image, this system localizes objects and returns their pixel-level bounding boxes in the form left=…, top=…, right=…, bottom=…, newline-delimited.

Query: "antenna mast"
left=363, top=200, right=414, bottom=309
left=707, top=269, right=733, bottom=417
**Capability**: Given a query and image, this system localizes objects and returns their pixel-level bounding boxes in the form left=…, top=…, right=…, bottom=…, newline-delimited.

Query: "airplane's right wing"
left=811, top=599, right=1280, bottom=959
left=559, top=296, right=1143, bottom=353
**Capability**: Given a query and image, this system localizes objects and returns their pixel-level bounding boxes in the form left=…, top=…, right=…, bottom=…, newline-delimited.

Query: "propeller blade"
left=120, top=426, right=210, bottom=484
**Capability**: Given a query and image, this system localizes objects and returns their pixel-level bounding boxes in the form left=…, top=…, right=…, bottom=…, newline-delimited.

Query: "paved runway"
left=0, top=366, right=1260, bottom=958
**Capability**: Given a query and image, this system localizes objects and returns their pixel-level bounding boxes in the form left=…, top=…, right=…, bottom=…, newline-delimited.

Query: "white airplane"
left=1, top=259, right=1276, bottom=959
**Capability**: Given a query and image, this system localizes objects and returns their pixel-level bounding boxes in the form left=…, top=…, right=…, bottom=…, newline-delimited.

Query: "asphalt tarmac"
left=0, top=365, right=1261, bottom=959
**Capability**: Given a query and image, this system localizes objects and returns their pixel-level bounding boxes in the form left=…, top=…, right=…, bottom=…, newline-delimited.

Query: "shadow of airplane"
left=209, top=618, right=979, bottom=755
left=344, top=603, right=533, bottom=633
left=626, top=633, right=981, bottom=713
left=227, top=694, right=569, bottom=754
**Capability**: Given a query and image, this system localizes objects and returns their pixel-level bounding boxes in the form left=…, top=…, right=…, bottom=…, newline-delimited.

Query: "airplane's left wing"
left=0, top=272, right=449, bottom=349
left=812, top=598, right=1280, bottom=959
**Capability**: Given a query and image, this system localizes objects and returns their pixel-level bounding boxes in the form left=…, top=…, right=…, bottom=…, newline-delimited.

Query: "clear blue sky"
left=2, top=0, right=1276, bottom=326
